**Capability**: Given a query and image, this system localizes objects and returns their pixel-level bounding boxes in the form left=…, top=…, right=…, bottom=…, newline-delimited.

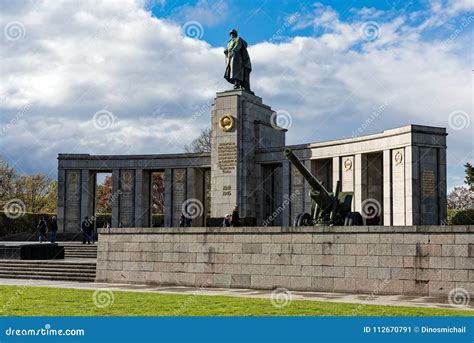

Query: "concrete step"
left=0, top=273, right=95, bottom=282
left=60, top=244, right=98, bottom=259
left=0, top=265, right=96, bottom=270
left=64, top=255, right=97, bottom=258
left=0, top=269, right=95, bottom=276
left=0, top=259, right=97, bottom=282
left=0, top=260, right=96, bottom=268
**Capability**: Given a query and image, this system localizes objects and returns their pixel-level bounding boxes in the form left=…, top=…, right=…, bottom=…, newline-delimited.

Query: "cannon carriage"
left=284, top=148, right=363, bottom=226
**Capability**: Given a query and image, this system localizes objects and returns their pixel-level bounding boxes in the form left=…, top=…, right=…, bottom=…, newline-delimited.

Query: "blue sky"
left=148, top=0, right=467, bottom=47
left=0, top=0, right=472, bottom=189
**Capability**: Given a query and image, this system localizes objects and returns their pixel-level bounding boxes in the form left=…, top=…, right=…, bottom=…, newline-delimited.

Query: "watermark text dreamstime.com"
left=5, top=324, right=85, bottom=336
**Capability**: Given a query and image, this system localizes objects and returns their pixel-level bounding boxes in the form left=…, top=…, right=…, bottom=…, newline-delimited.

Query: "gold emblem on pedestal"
left=219, top=114, right=235, bottom=132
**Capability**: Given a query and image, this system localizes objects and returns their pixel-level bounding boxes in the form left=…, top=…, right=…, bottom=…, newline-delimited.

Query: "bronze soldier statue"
left=224, top=29, right=252, bottom=91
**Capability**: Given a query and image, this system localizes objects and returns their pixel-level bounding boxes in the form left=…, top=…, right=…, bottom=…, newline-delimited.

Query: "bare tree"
left=447, top=186, right=473, bottom=210
left=184, top=128, right=212, bottom=153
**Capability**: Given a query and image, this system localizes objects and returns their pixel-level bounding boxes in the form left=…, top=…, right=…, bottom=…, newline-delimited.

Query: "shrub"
left=0, top=212, right=56, bottom=238
left=450, top=209, right=474, bottom=225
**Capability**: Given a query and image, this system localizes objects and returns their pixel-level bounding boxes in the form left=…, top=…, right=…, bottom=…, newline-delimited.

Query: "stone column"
left=134, top=169, right=150, bottom=227
left=57, top=169, right=66, bottom=232
left=281, top=161, right=291, bottom=226
left=119, top=170, right=136, bottom=227
left=111, top=169, right=120, bottom=227
left=290, top=161, right=304, bottom=224
left=65, top=170, right=81, bottom=231
left=438, top=148, right=447, bottom=224
left=404, top=146, right=419, bottom=225
left=354, top=154, right=363, bottom=213
left=341, top=156, right=355, bottom=211
left=303, top=159, right=312, bottom=215
left=392, top=148, right=406, bottom=225
left=383, top=150, right=392, bottom=226
left=80, top=169, right=94, bottom=225
left=186, top=167, right=204, bottom=226
left=332, top=156, right=341, bottom=193
left=163, top=168, right=173, bottom=227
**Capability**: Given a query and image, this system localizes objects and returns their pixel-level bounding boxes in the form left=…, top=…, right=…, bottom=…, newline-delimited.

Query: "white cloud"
left=0, top=0, right=472, bottom=189
left=169, top=0, right=229, bottom=26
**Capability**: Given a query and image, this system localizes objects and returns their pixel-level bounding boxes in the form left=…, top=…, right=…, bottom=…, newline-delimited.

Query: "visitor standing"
left=49, top=216, right=58, bottom=243
left=231, top=206, right=241, bottom=227
left=81, top=217, right=93, bottom=244
left=37, top=216, right=48, bottom=242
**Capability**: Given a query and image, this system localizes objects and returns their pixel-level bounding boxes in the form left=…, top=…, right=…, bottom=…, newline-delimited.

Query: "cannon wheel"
left=296, top=212, right=312, bottom=226
left=344, top=211, right=363, bottom=226
left=293, top=213, right=302, bottom=227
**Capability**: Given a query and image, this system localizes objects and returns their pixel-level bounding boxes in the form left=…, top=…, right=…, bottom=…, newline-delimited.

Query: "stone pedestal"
left=210, top=90, right=285, bottom=223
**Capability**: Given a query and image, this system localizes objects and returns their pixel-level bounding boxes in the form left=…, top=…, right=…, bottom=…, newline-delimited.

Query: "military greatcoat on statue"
left=224, top=29, right=252, bottom=91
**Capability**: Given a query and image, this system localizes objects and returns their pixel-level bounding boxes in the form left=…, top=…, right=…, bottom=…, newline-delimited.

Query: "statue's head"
left=229, top=29, right=238, bottom=38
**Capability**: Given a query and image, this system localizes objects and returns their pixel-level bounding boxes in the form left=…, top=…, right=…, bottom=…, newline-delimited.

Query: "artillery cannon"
left=284, top=148, right=363, bottom=226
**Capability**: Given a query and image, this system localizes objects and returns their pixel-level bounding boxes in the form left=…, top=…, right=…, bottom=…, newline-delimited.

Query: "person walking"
left=49, top=216, right=58, bottom=243
left=179, top=214, right=186, bottom=227
left=37, top=216, right=48, bottom=242
left=81, top=216, right=93, bottom=244
left=222, top=214, right=231, bottom=227
left=231, top=206, right=241, bottom=227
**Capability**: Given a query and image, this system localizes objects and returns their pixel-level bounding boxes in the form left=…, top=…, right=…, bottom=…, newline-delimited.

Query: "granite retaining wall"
left=96, top=226, right=474, bottom=296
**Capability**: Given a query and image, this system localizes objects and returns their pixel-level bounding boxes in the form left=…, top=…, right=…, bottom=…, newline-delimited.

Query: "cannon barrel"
left=284, top=148, right=333, bottom=207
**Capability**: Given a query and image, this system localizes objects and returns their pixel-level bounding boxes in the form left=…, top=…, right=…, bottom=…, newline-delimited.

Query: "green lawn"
left=0, top=285, right=471, bottom=316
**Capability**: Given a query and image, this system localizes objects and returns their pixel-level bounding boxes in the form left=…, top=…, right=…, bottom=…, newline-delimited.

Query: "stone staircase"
left=60, top=242, right=98, bottom=259
left=0, top=260, right=96, bottom=282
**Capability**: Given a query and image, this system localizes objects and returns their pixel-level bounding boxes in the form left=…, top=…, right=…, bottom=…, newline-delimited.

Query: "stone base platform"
left=96, top=226, right=474, bottom=297
left=0, top=242, right=64, bottom=260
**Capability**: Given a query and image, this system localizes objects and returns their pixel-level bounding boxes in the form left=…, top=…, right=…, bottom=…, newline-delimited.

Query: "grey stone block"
left=392, top=244, right=416, bottom=256
left=213, top=274, right=232, bottom=287
left=356, top=234, right=380, bottom=243
left=441, top=269, right=468, bottom=282
left=441, top=244, right=468, bottom=257
left=290, top=276, right=312, bottom=290
left=356, top=255, right=379, bottom=267
left=233, top=253, right=252, bottom=264
left=428, top=234, right=454, bottom=244
left=368, top=244, right=391, bottom=256
left=261, top=243, right=281, bottom=254
left=455, top=257, right=474, bottom=269
left=429, top=281, right=455, bottom=296
left=291, top=255, right=312, bottom=265
left=345, top=244, right=368, bottom=255
left=231, top=274, right=251, bottom=288
left=334, top=278, right=356, bottom=292
left=378, top=256, right=403, bottom=268
left=251, top=254, right=271, bottom=264
left=429, top=257, right=454, bottom=269
left=367, top=267, right=391, bottom=279
left=251, top=275, right=290, bottom=289
left=311, top=277, right=334, bottom=291
left=333, top=255, right=356, bottom=266
left=345, top=266, right=368, bottom=278
left=242, top=243, right=262, bottom=254
left=301, top=243, right=323, bottom=255
left=322, top=266, right=345, bottom=277
left=403, top=280, right=429, bottom=295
